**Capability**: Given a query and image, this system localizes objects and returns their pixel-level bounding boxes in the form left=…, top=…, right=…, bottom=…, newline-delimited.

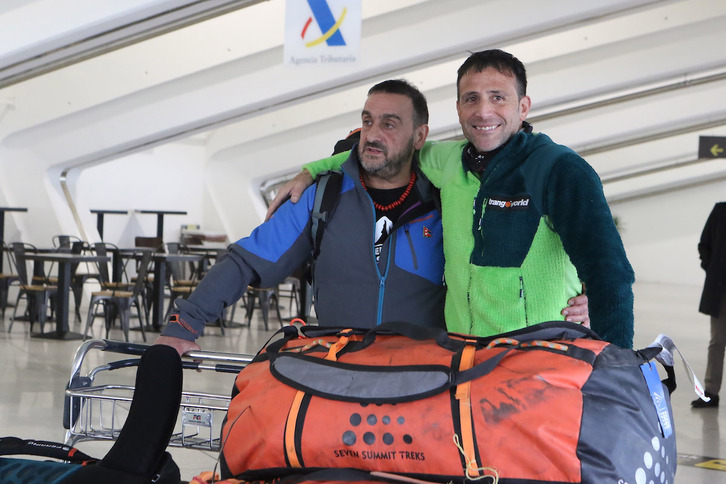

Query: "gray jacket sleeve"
left=160, top=246, right=256, bottom=340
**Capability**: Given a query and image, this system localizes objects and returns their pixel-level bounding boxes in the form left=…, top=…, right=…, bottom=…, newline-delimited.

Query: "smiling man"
left=282, top=49, right=632, bottom=347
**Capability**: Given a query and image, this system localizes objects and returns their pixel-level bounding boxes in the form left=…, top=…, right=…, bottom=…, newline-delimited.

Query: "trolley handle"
left=185, top=350, right=254, bottom=364
left=100, top=341, right=255, bottom=364
left=68, top=340, right=253, bottom=384
left=106, top=358, right=143, bottom=371
left=184, top=361, right=248, bottom=374
left=101, top=339, right=149, bottom=356
left=96, top=354, right=250, bottom=374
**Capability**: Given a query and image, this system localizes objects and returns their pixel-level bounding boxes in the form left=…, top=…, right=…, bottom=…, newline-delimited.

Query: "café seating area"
left=1, top=232, right=306, bottom=342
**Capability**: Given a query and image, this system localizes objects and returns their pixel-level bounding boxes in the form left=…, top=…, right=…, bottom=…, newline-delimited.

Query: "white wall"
left=73, top=142, right=210, bottom=246
left=613, top=181, right=726, bottom=289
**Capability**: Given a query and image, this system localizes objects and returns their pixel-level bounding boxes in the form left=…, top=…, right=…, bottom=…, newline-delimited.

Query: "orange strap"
left=284, top=331, right=352, bottom=468
left=455, top=343, right=480, bottom=477
left=284, top=390, right=306, bottom=468
left=325, top=332, right=351, bottom=361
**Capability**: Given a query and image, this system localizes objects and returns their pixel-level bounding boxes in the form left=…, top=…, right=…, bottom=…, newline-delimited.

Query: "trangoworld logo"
left=301, top=0, right=348, bottom=47
left=487, top=196, right=531, bottom=210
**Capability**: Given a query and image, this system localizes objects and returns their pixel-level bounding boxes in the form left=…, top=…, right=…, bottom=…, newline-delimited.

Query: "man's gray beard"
left=359, top=139, right=415, bottom=181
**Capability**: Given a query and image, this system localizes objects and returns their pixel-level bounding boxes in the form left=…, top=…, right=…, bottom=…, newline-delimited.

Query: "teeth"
left=474, top=125, right=497, bottom=131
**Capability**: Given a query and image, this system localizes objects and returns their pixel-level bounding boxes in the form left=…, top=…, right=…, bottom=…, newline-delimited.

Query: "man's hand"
left=265, top=170, right=314, bottom=221
left=561, top=293, right=590, bottom=328
left=154, top=335, right=201, bottom=357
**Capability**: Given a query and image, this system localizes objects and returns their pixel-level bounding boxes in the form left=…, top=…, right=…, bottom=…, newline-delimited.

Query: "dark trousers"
left=705, top=296, right=726, bottom=395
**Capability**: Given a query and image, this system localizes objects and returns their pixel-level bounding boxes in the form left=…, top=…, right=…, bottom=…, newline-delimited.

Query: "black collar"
left=463, top=121, right=533, bottom=174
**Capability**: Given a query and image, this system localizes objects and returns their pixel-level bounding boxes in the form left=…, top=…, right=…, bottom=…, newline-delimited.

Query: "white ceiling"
left=1, top=0, right=725, bottom=205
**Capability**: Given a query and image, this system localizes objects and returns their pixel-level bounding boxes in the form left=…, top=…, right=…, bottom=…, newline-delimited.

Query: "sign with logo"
left=698, top=136, right=726, bottom=159
left=285, top=0, right=361, bottom=66
left=486, top=196, right=531, bottom=211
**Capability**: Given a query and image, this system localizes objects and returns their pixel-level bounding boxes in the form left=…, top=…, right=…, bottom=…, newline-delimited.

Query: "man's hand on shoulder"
left=264, top=170, right=314, bottom=221
left=562, top=293, right=590, bottom=328
left=154, top=335, right=201, bottom=357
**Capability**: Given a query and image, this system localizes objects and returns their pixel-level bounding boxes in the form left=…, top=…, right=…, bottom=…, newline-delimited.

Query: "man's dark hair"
left=456, top=49, right=527, bottom=99
left=368, top=79, right=429, bottom=127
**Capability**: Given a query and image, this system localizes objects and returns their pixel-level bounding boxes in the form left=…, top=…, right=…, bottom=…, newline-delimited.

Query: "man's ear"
left=414, top=124, right=429, bottom=150
left=519, top=95, right=532, bottom=121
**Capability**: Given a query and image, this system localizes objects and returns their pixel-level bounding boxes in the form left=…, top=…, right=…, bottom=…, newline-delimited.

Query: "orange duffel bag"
left=219, top=321, right=677, bottom=483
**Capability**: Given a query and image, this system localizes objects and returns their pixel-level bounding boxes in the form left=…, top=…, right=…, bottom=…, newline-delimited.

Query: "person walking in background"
left=693, top=202, right=726, bottom=408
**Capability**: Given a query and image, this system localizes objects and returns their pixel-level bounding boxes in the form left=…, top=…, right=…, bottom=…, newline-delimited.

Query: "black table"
left=148, top=253, right=204, bottom=331
left=112, top=247, right=153, bottom=283
left=120, top=250, right=204, bottom=331
left=0, top=207, right=28, bottom=273
left=135, top=210, right=187, bottom=239
left=186, top=246, right=225, bottom=276
left=90, top=209, right=128, bottom=240
left=24, top=253, right=110, bottom=340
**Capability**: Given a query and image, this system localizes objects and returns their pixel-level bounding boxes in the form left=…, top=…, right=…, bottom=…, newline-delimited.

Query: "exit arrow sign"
left=699, top=136, right=726, bottom=159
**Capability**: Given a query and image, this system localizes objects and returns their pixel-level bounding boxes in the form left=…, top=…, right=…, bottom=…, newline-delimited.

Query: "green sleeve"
left=302, top=151, right=349, bottom=178
left=417, top=141, right=466, bottom=188
left=302, top=140, right=462, bottom=185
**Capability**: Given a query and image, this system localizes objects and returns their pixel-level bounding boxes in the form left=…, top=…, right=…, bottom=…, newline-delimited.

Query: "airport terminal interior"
left=1, top=0, right=726, bottom=482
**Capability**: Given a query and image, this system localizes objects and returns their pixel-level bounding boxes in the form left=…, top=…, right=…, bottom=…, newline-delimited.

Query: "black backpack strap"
left=310, top=170, right=344, bottom=260
left=60, top=345, right=183, bottom=484
left=0, top=437, right=95, bottom=464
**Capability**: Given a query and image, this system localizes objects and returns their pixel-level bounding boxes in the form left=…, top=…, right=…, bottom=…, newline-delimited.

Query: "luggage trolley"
left=63, top=339, right=252, bottom=452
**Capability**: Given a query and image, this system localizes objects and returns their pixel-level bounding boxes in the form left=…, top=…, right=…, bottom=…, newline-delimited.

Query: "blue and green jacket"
left=162, top=151, right=445, bottom=341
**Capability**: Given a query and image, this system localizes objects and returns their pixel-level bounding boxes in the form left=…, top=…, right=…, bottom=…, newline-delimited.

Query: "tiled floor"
left=0, top=281, right=724, bottom=482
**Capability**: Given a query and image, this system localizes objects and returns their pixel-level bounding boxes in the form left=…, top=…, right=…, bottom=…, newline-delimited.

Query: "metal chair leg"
left=83, top=297, right=98, bottom=340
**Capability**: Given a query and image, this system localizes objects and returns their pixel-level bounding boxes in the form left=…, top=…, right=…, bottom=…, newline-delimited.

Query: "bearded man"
left=156, top=79, right=445, bottom=355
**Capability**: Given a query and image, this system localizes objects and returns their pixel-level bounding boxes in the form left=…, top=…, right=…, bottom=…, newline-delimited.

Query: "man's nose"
left=474, top=100, right=494, bottom=117
left=366, top=122, right=385, bottom=141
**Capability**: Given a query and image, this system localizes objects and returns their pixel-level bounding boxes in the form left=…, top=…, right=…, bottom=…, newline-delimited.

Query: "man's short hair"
left=456, top=49, right=527, bottom=99
left=368, top=79, right=429, bottom=127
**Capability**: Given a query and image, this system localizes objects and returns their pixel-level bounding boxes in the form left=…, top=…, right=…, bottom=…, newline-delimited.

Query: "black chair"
left=161, top=243, right=205, bottom=331
left=133, top=237, right=161, bottom=311
left=134, top=236, right=163, bottom=251
left=69, top=241, right=103, bottom=323
left=0, top=242, right=20, bottom=319
left=165, top=243, right=199, bottom=288
left=52, top=234, right=83, bottom=249
left=93, top=242, right=132, bottom=289
left=43, top=235, right=82, bottom=286
left=83, top=251, right=152, bottom=342
left=94, top=241, right=152, bottom=323
left=8, top=242, right=57, bottom=333
left=278, top=276, right=302, bottom=318
left=244, top=286, right=283, bottom=331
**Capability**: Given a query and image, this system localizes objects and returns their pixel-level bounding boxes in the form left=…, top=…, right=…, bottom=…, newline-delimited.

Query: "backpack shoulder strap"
left=311, top=170, right=344, bottom=260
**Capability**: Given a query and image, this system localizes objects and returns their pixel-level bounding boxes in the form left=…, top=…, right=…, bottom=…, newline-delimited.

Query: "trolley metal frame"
left=63, top=339, right=252, bottom=452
